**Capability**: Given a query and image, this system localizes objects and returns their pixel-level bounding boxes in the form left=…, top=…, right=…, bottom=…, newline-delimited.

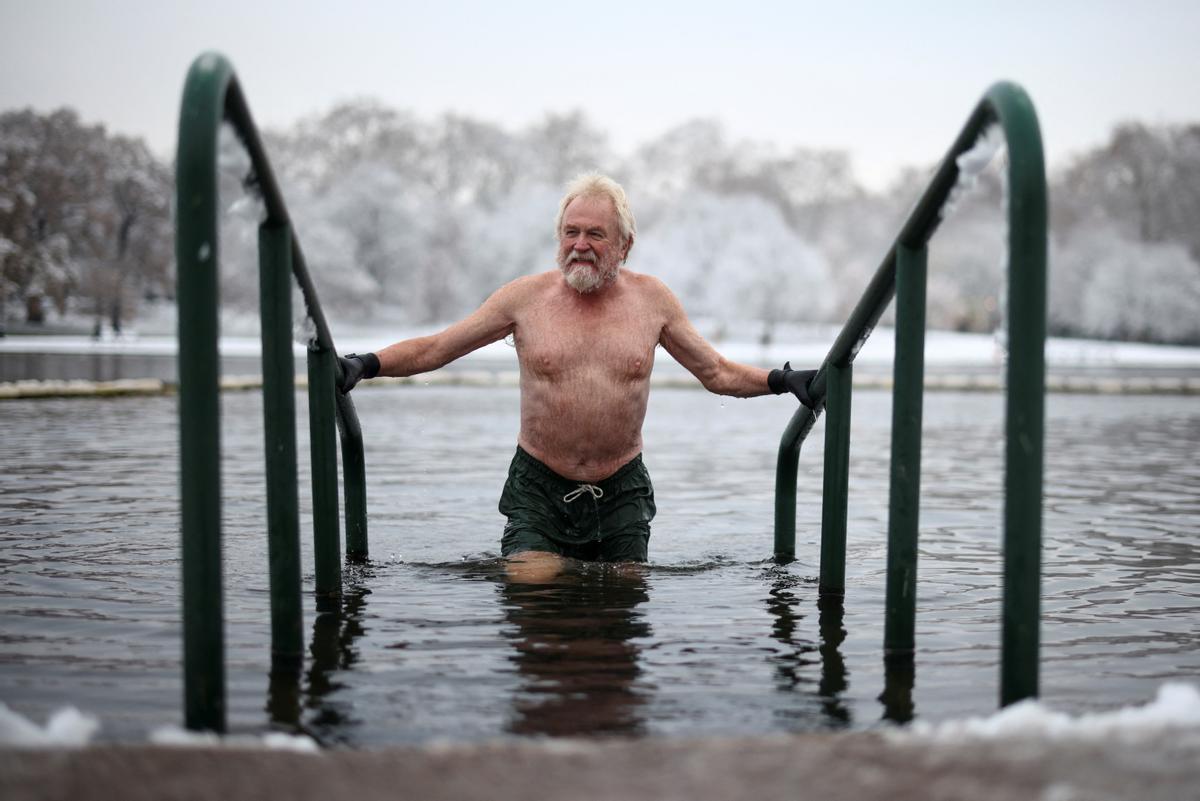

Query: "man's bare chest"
left=515, top=301, right=662, bottom=382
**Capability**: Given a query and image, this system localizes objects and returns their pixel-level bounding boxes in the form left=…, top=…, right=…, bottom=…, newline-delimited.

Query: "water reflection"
left=266, top=574, right=373, bottom=744
left=817, top=596, right=851, bottom=725
left=497, top=566, right=651, bottom=737
left=879, top=657, right=916, bottom=723
left=763, top=574, right=852, bottom=727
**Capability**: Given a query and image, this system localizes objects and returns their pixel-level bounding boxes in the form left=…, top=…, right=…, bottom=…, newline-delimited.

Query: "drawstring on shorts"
left=563, top=484, right=604, bottom=503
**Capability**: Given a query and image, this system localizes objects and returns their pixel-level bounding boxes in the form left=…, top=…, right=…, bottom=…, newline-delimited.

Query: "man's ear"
left=622, top=234, right=635, bottom=263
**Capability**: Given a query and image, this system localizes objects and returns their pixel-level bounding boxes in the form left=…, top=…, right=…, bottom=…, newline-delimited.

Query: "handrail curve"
left=177, top=51, right=369, bottom=732
left=773, top=81, right=1046, bottom=708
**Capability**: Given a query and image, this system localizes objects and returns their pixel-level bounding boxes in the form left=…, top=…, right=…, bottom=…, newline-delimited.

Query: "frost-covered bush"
left=635, top=190, right=832, bottom=337
left=1065, top=228, right=1200, bottom=343
left=5, top=103, right=1198, bottom=343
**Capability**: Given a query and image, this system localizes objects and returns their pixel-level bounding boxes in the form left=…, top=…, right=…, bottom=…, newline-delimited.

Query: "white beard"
left=561, top=254, right=619, bottom=294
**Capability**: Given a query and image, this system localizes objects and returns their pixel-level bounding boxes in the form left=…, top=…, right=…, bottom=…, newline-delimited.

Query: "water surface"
left=1, top=386, right=1197, bottom=744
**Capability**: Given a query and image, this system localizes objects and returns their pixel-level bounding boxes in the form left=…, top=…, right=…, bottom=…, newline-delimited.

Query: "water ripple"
left=1, top=388, right=1197, bottom=741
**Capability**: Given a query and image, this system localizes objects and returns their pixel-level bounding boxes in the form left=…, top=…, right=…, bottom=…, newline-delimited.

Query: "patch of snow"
left=0, top=702, right=100, bottom=747
left=148, top=726, right=221, bottom=747
left=0, top=702, right=320, bottom=752
left=149, top=725, right=320, bottom=752
left=260, top=731, right=321, bottom=752
left=894, top=682, right=1200, bottom=742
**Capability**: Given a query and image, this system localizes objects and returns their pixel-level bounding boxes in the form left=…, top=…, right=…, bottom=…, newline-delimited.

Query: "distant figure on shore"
left=338, top=173, right=817, bottom=580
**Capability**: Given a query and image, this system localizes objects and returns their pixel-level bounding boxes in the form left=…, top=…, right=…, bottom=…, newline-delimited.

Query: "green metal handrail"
left=176, top=51, right=369, bottom=732
left=773, top=82, right=1046, bottom=707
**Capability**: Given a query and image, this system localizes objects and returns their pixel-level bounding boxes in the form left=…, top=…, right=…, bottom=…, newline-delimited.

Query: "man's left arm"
left=655, top=279, right=817, bottom=407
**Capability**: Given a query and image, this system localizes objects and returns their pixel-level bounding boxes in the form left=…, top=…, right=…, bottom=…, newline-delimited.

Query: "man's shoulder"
left=620, top=270, right=674, bottom=303
left=620, top=268, right=665, bottom=290
left=503, top=270, right=560, bottom=293
left=492, top=270, right=559, bottom=303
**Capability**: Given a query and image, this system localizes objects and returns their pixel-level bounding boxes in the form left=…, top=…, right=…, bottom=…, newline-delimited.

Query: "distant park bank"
left=3, top=328, right=1199, bottom=399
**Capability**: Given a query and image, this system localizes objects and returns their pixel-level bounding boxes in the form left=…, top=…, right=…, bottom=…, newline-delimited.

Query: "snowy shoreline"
left=3, top=328, right=1200, bottom=398
left=4, top=327, right=1200, bottom=369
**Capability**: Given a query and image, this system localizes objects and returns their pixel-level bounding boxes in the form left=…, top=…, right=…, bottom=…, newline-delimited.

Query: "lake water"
left=1, top=385, right=1197, bottom=745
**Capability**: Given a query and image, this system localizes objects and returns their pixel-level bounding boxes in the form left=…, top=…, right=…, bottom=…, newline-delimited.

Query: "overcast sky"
left=3, top=0, right=1198, bottom=189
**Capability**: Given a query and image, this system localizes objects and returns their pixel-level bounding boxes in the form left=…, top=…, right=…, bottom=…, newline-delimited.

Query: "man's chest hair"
left=515, top=311, right=659, bottom=380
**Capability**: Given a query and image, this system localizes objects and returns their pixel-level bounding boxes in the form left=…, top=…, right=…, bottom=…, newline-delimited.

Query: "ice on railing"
left=848, top=324, right=875, bottom=362
left=295, top=314, right=319, bottom=349
left=934, top=122, right=1013, bottom=355
left=217, top=123, right=251, bottom=179
left=940, top=123, right=1004, bottom=222
left=219, top=123, right=267, bottom=223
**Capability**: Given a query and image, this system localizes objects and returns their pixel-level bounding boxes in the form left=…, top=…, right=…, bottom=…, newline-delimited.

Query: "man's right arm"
left=653, top=276, right=818, bottom=408
left=339, top=278, right=525, bottom=393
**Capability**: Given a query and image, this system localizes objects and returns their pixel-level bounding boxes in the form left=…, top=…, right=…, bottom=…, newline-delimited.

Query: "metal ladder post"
left=308, top=347, right=342, bottom=598
left=883, top=243, right=927, bottom=661
left=259, top=222, right=304, bottom=665
left=819, top=362, right=853, bottom=597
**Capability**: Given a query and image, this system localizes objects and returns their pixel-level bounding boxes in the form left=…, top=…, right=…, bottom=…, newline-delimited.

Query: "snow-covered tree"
left=0, top=108, right=171, bottom=328
left=634, top=190, right=832, bottom=340
left=4, top=98, right=1195, bottom=344
left=1054, top=226, right=1200, bottom=343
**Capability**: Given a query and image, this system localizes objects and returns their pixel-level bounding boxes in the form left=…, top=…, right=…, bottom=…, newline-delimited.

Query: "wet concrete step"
left=4, top=731, right=1198, bottom=801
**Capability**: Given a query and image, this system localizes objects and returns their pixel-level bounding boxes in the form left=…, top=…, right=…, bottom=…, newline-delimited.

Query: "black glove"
left=337, top=352, right=380, bottom=394
left=768, top=361, right=818, bottom=409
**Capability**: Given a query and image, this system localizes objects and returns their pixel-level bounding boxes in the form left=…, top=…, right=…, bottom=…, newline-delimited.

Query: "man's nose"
left=572, top=236, right=590, bottom=250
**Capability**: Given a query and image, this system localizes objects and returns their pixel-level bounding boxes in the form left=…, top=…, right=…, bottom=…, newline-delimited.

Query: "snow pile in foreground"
left=897, top=682, right=1200, bottom=742
left=0, top=702, right=317, bottom=752
left=0, top=703, right=98, bottom=747
left=148, top=725, right=319, bottom=752
left=6, top=684, right=1199, bottom=750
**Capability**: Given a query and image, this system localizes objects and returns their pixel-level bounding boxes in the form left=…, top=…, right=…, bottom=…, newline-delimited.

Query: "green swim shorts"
left=498, top=446, right=656, bottom=562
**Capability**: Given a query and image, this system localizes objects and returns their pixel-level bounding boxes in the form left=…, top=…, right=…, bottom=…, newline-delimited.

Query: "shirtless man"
left=338, top=173, right=816, bottom=580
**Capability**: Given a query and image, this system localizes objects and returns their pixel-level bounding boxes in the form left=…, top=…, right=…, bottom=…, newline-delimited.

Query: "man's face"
left=556, top=194, right=627, bottom=294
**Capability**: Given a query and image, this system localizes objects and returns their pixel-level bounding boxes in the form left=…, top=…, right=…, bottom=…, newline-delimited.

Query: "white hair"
left=554, top=172, right=637, bottom=257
